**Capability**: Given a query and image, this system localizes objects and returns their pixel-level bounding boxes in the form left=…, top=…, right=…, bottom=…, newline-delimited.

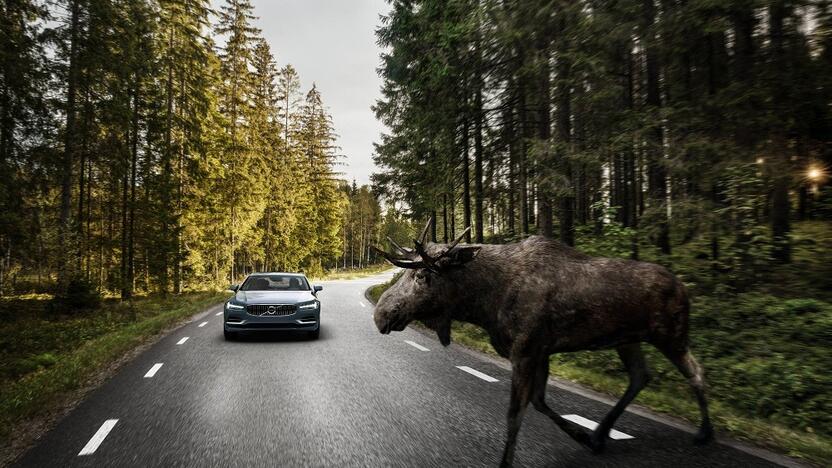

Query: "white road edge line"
left=176, top=337, right=189, bottom=345
left=78, top=419, right=118, bottom=456
left=198, top=321, right=208, bottom=327
left=561, top=414, right=634, bottom=440
left=215, top=311, right=222, bottom=316
left=359, top=301, right=366, bottom=308
left=456, top=365, right=499, bottom=382
left=144, top=363, right=163, bottom=378
left=404, top=340, right=429, bottom=352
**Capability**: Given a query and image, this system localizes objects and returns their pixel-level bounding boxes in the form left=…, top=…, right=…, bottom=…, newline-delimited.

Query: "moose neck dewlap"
left=422, top=316, right=452, bottom=346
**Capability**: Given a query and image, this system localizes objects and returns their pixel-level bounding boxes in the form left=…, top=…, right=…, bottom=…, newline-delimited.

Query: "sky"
left=247, top=0, right=390, bottom=186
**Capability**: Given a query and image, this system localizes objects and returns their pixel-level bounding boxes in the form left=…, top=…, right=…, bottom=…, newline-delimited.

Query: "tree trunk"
left=474, top=86, right=484, bottom=243
left=518, top=81, right=530, bottom=236
left=126, top=85, right=139, bottom=299
left=506, top=100, right=517, bottom=237
left=120, top=137, right=129, bottom=300
left=643, top=0, right=670, bottom=255
left=555, top=54, right=574, bottom=246
left=59, top=0, right=82, bottom=288
left=442, top=193, right=448, bottom=242
left=164, top=27, right=175, bottom=293
left=462, top=113, right=472, bottom=242
left=769, top=2, right=791, bottom=263
left=539, top=45, right=554, bottom=239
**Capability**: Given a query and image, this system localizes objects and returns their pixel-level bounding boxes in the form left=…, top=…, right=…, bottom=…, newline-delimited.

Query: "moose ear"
left=443, top=245, right=481, bottom=267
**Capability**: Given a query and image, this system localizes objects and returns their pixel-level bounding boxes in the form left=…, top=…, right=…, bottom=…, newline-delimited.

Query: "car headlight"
left=298, top=301, right=319, bottom=310
left=226, top=302, right=245, bottom=311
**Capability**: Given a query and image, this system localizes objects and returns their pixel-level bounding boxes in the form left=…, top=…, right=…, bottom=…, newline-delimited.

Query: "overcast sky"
left=246, top=0, right=390, bottom=186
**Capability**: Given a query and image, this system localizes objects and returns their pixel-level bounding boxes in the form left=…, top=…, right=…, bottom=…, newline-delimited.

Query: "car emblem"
left=267, top=306, right=276, bottom=315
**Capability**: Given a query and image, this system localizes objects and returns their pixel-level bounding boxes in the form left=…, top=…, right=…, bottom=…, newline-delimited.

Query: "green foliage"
left=51, top=278, right=101, bottom=311
left=575, top=205, right=636, bottom=258
left=367, top=270, right=403, bottom=304
left=4, top=353, right=58, bottom=381
left=714, top=163, right=772, bottom=288
left=811, top=186, right=832, bottom=218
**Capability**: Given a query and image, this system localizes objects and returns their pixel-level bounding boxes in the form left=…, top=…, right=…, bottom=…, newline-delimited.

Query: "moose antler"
left=370, top=245, right=427, bottom=269
left=386, top=236, right=413, bottom=256
left=374, top=218, right=473, bottom=271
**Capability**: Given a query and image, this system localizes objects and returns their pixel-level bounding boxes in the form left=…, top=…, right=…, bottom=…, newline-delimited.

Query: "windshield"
left=240, top=275, right=310, bottom=291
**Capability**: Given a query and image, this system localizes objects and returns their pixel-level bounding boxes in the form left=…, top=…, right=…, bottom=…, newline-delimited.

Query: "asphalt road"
left=15, top=270, right=794, bottom=467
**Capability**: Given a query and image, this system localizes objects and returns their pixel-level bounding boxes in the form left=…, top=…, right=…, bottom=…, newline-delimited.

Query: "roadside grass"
left=367, top=274, right=399, bottom=304
left=365, top=222, right=831, bottom=465
left=0, top=291, right=227, bottom=456
left=311, top=263, right=392, bottom=281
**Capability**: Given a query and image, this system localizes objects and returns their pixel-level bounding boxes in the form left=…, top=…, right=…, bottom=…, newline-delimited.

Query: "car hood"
left=234, top=290, right=316, bottom=305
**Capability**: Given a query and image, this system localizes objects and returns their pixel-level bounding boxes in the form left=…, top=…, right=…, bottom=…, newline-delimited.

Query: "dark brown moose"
left=372, top=219, right=714, bottom=467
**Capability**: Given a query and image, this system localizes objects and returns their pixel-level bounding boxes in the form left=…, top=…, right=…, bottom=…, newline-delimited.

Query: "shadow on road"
left=224, top=329, right=329, bottom=343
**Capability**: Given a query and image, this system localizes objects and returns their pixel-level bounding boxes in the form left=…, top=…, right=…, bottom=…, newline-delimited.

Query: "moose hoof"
left=566, top=428, right=597, bottom=452
left=693, top=425, right=714, bottom=446
left=588, top=432, right=607, bottom=454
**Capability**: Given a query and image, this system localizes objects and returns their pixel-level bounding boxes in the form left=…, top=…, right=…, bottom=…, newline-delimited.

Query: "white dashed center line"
left=359, top=301, right=366, bottom=308
left=78, top=419, right=118, bottom=456
left=561, top=414, right=634, bottom=440
left=456, top=366, right=499, bottom=382
left=404, top=340, right=430, bottom=352
left=215, top=311, right=223, bottom=316
left=144, top=363, right=164, bottom=378
left=198, top=321, right=208, bottom=327
left=176, top=337, right=189, bottom=345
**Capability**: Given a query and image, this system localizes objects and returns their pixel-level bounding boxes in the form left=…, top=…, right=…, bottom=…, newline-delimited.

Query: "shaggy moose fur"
left=373, top=224, right=714, bottom=467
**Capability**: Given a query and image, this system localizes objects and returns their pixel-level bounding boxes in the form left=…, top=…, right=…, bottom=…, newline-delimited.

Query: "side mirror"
left=313, top=285, right=323, bottom=293
left=228, top=284, right=238, bottom=292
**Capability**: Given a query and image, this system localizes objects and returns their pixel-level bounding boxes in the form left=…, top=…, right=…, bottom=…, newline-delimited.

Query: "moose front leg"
left=529, top=358, right=593, bottom=448
left=500, top=357, right=535, bottom=468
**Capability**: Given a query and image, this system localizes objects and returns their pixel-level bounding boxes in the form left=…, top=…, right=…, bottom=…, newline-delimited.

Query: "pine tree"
left=215, top=0, right=266, bottom=280
left=153, top=0, right=214, bottom=293
left=0, top=0, right=49, bottom=293
left=277, top=64, right=302, bottom=148
left=296, top=84, right=344, bottom=274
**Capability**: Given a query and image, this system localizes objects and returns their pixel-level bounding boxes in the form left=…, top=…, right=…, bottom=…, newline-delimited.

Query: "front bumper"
left=224, top=305, right=320, bottom=332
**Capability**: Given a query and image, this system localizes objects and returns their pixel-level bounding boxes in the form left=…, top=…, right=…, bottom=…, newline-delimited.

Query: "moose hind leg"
left=662, top=348, right=714, bottom=445
left=588, top=343, right=651, bottom=453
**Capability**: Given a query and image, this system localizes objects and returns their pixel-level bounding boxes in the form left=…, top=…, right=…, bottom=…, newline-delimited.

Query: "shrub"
left=51, top=278, right=101, bottom=311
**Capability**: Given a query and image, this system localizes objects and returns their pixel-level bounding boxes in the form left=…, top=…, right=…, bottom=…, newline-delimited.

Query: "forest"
left=0, top=0, right=405, bottom=300
left=374, top=0, right=832, bottom=270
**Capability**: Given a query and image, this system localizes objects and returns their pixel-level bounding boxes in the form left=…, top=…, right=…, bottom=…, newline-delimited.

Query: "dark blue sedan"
left=224, top=272, right=323, bottom=340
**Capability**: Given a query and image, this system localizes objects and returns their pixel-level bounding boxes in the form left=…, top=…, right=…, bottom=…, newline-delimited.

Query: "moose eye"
left=415, top=270, right=430, bottom=283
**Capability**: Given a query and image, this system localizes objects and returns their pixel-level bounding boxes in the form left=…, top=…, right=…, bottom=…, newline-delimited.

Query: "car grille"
left=246, top=304, right=296, bottom=316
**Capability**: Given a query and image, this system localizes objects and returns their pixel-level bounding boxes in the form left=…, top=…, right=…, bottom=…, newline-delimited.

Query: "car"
left=223, top=272, right=323, bottom=340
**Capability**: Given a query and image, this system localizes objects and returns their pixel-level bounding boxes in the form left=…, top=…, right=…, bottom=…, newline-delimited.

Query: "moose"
left=372, top=220, right=713, bottom=467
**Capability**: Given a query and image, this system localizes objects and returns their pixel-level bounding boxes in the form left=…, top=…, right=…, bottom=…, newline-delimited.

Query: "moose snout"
left=374, top=310, right=389, bottom=334
left=374, top=304, right=407, bottom=334
left=374, top=306, right=395, bottom=334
